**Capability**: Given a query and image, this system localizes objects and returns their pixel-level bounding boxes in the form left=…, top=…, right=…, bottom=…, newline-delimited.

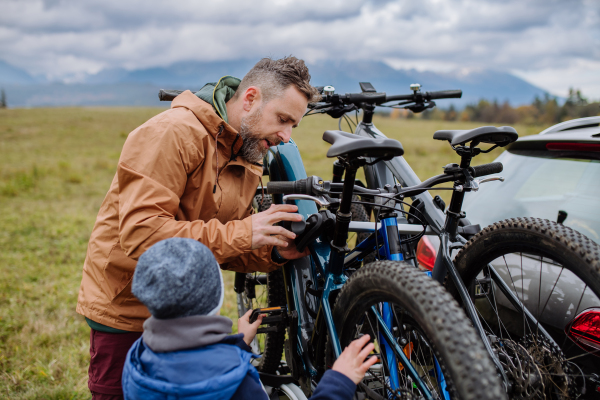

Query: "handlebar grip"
left=266, top=179, right=309, bottom=195
left=425, top=90, right=463, bottom=100
left=470, top=162, right=503, bottom=178
left=158, top=89, right=185, bottom=101
left=345, top=92, right=387, bottom=104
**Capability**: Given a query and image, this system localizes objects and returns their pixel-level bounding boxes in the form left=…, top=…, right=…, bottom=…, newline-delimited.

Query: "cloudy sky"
left=1, top=0, right=599, bottom=98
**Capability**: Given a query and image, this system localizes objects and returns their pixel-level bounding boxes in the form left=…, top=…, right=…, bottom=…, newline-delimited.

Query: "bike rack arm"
left=348, top=221, right=434, bottom=235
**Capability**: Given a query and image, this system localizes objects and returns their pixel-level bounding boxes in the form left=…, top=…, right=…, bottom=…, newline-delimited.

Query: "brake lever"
left=475, top=176, right=505, bottom=185
left=456, top=176, right=505, bottom=192
left=283, top=194, right=331, bottom=208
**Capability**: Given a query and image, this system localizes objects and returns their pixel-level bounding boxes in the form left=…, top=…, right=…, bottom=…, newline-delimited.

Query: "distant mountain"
left=2, top=82, right=165, bottom=108
left=0, top=58, right=551, bottom=108
left=307, top=61, right=549, bottom=107
left=86, top=60, right=258, bottom=88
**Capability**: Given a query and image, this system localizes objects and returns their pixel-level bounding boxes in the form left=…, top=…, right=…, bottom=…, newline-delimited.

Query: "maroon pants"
left=88, top=329, right=142, bottom=400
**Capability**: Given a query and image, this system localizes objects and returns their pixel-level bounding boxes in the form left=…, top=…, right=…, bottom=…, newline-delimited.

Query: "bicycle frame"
left=266, top=139, right=440, bottom=398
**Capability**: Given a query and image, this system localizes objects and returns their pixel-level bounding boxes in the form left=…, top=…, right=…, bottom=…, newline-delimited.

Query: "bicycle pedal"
left=249, top=306, right=287, bottom=324
left=257, top=326, right=281, bottom=334
left=261, top=315, right=284, bottom=325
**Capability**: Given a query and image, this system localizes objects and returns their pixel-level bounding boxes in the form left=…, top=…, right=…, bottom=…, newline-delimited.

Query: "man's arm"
left=222, top=204, right=309, bottom=272
left=117, top=112, right=304, bottom=267
left=116, top=115, right=257, bottom=263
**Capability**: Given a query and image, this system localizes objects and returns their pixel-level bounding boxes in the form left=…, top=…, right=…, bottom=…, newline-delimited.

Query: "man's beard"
left=237, top=107, right=279, bottom=164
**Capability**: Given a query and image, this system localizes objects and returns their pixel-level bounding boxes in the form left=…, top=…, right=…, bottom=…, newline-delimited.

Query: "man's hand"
left=238, top=309, right=263, bottom=346
left=251, top=204, right=303, bottom=250
left=332, top=334, right=378, bottom=385
left=276, top=236, right=310, bottom=260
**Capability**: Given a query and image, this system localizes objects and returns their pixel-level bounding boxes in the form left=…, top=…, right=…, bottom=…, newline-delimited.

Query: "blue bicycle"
left=235, top=130, right=506, bottom=400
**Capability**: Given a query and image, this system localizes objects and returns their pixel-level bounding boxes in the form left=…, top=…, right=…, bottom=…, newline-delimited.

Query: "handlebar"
left=470, top=162, right=503, bottom=178
left=266, top=161, right=502, bottom=198
left=158, top=89, right=185, bottom=101
left=266, top=179, right=312, bottom=195
left=317, top=89, right=462, bottom=107
left=384, top=90, right=463, bottom=103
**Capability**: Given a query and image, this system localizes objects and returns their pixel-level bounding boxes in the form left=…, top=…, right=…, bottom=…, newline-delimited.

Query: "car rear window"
left=463, top=151, right=600, bottom=243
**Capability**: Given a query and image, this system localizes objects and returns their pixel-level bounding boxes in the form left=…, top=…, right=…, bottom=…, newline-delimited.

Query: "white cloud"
left=0, top=0, right=598, bottom=97
left=513, top=59, right=600, bottom=100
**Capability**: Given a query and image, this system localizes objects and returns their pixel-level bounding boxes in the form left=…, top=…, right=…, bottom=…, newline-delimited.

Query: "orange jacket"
left=76, top=91, right=280, bottom=331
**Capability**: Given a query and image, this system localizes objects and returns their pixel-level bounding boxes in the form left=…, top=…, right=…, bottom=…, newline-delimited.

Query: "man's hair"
left=235, top=56, right=320, bottom=103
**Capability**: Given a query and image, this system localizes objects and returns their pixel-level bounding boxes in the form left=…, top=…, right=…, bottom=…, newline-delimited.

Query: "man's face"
left=238, top=85, right=308, bottom=164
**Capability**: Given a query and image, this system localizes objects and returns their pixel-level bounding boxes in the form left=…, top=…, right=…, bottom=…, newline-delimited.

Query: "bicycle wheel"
left=236, top=194, right=287, bottom=374
left=332, top=260, right=506, bottom=400
left=446, top=217, right=600, bottom=399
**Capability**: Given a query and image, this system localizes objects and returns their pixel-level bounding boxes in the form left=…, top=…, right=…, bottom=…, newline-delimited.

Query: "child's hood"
left=142, top=314, right=233, bottom=353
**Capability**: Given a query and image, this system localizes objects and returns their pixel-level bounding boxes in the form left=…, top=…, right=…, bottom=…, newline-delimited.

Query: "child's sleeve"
left=310, top=370, right=356, bottom=400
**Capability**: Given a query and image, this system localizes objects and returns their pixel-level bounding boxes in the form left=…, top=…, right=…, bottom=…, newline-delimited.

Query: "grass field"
left=0, top=107, right=544, bottom=399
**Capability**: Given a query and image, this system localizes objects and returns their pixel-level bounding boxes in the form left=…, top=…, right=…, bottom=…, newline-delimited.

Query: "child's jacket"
left=122, top=315, right=356, bottom=400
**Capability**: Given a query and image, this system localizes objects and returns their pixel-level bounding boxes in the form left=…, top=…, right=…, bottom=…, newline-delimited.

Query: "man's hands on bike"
left=332, top=334, right=378, bottom=385
left=251, top=204, right=309, bottom=260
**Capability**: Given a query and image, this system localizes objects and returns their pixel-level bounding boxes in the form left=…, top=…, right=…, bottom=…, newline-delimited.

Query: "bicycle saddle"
left=433, top=126, right=518, bottom=146
left=323, top=130, right=404, bottom=160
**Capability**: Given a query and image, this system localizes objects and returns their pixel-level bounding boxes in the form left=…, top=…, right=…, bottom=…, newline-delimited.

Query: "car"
left=415, top=116, right=600, bottom=391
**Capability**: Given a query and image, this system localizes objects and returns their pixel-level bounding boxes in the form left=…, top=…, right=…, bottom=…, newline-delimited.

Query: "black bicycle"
left=301, top=82, right=600, bottom=399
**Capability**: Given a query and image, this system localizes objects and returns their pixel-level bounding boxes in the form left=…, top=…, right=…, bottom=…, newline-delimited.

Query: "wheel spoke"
left=538, top=263, right=563, bottom=318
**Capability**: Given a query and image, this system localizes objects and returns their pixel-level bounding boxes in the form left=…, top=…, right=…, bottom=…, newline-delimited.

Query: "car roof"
left=538, top=116, right=600, bottom=135
left=516, top=116, right=600, bottom=144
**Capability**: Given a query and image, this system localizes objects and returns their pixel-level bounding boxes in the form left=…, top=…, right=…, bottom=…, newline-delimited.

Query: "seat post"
left=445, top=146, right=475, bottom=238
left=331, top=158, right=363, bottom=253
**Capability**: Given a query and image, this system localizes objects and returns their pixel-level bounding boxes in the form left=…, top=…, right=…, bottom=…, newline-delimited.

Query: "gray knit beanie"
left=132, top=238, right=224, bottom=319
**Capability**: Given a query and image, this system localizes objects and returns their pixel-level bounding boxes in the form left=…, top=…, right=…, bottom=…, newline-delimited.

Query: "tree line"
left=391, top=88, right=600, bottom=125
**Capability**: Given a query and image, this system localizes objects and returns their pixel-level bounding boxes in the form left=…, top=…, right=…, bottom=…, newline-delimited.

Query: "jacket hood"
left=194, top=76, right=241, bottom=124
left=142, top=315, right=233, bottom=353
left=171, top=90, right=244, bottom=160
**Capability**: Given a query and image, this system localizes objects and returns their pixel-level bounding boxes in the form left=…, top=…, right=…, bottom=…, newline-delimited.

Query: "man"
left=76, top=56, right=320, bottom=399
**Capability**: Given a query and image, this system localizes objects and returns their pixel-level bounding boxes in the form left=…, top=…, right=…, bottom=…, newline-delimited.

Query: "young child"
left=122, top=238, right=377, bottom=400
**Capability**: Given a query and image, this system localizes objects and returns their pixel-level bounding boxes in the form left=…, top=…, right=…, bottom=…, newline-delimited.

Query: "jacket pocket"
left=103, top=242, right=136, bottom=302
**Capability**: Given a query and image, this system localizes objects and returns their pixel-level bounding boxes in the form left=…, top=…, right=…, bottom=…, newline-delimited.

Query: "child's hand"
left=238, top=309, right=264, bottom=346
left=332, top=334, right=378, bottom=385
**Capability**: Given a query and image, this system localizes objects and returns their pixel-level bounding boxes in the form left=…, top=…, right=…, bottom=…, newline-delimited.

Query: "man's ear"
left=242, top=86, right=261, bottom=112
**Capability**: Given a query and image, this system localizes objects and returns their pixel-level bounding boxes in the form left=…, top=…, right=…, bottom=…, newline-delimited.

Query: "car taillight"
left=546, top=142, right=600, bottom=152
left=416, top=236, right=436, bottom=271
left=565, top=308, right=600, bottom=357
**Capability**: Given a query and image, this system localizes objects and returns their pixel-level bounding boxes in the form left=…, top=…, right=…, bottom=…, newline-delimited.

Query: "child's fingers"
left=348, top=334, right=371, bottom=354
left=251, top=313, right=265, bottom=327
left=360, top=355, right=379, bottom=373
left=355, top=334, right=371, bottom=348
left=357, top=342, right=375, bottom=361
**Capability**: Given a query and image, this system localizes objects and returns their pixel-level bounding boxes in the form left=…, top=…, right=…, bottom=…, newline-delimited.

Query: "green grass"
left=0, top=107, right=545, bottom=399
